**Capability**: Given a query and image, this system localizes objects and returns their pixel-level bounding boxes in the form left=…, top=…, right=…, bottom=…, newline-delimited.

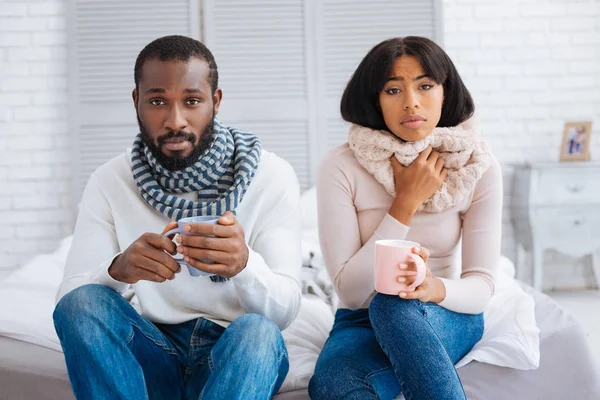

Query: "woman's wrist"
left=389, top=196, right=419, bottom=225
left=431, top=277, right=447, bottom=303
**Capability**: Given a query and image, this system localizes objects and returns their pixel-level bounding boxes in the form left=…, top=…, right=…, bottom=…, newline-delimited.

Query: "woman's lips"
left=401, top=115, right=426, bottom=130
left=402, top=120, right=425, bottom=129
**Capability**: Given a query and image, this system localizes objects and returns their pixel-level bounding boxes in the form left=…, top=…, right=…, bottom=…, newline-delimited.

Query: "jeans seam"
left=130, top=321, right=178, bottom=355
left=388, top=301, right=466, bottom=400
left=124, top=327, right=135, bottom=346
left=207, top=350, right=215, bottom=373
left=363, top=365, right=393, bottom=399
left=266, top=346, right=288, bottom=395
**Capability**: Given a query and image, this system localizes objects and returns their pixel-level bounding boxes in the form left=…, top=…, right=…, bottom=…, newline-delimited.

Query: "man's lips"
left=163, top=138, right=191, bottom=152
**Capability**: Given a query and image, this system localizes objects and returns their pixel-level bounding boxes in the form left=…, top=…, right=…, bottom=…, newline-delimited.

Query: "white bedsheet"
left=0, top=235, right=334, bottom=393
left=0, top=229, right=540, bottom=395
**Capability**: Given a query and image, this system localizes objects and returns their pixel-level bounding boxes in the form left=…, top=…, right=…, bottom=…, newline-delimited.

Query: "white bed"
left=1, top=188, right=599, bottom=399
left=1, top=284, right=599, bottom=400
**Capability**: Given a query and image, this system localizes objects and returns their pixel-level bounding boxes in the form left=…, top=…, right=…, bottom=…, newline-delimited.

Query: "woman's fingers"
left=396, top=270, right=418, bottom=277
left=397, top=275, right=417, bottom=285
left=411, top=246, right=430, bottom=263
left=416, top=145, right=433, bottom=161
left=398, top=262, right=417, bottom=271
left=435, top=157, right=445, bottom=173
left=399, top=286, right=423, bottom=299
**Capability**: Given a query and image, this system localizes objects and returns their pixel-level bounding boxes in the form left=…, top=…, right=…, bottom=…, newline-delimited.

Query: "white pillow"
left=0, top=236, right=71, bottom=351
left=299, top=187, right=318, bottom=231
left=456, top=256, right=540, bottom=370
left=279, top=294, right=334, bottom=393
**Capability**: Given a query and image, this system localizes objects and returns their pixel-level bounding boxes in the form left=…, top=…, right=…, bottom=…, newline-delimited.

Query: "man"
left=53, top=35, right=302, bottom=399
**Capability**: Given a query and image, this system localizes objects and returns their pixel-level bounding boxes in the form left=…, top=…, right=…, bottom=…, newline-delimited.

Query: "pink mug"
left=374, top=240, right=427, bottom=295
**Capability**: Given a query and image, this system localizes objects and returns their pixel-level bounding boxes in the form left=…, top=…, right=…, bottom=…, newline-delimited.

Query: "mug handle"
left=164, top=227, right=182, bottom=238
left=404, top=253, right=426, bottom=291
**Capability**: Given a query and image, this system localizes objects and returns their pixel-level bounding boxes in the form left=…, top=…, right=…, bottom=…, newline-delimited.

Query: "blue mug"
left=164, top=216, right=219, bottom=277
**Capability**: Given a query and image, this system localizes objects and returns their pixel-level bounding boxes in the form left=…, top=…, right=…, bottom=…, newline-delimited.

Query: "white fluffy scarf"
left=348, top=117, right=491, bottom=213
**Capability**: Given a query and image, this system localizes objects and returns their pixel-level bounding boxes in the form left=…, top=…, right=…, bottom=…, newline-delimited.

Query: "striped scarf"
left=131, top=119, right=262, bottom=221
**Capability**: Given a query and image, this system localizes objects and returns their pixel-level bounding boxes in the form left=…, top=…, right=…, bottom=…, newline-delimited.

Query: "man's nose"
left=165, top=105, right=187, bottom=132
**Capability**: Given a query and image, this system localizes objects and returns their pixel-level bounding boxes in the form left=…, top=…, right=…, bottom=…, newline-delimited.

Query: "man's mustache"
left=156, top=131, right=197, bottom=146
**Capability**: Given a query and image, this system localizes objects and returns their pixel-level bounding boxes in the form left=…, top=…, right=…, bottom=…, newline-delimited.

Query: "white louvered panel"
left=205, top=0, right=306, bottom=99
left=322, top=0, right=439, bottom=100
left=77, top=124, right=137, bottom=191
left=75, top=0, right=195, bottom=103
left=70, top=0, right=200, bottom=205
left=228, top=120, right=310, bottom=189
left=314, top=0, right=442, bottom=159
left=327, top=117, right=350, bottom=149
left=203, top=0, right=313, bottom=189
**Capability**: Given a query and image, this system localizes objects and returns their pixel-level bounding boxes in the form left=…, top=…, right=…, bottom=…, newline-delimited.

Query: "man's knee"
left=225, top=314, right=285, bottom=360
left=53, top=284, right=121, bottom=332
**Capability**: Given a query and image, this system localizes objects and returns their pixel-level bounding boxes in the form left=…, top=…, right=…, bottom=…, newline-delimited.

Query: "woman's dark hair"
left=340, top=36, right=474, bottom=130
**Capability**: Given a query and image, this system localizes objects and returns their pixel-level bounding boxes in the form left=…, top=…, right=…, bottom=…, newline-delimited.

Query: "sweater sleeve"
left=230, top=158, right=303, bottom=330
left=438, top=157, right=503, bottom=314
left=317, top=153, right=409, bottom=309
left=56, top=173, right=129, bottom=303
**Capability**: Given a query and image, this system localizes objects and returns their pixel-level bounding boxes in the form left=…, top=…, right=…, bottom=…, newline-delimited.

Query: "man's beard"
left=137, top=114, right=214, bottom=171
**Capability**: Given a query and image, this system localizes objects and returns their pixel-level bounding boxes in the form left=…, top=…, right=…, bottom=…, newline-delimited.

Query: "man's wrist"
left=108, top=255, right=123, bottom=281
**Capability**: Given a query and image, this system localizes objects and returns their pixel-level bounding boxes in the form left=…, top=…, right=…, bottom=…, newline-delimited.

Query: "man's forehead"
left=139, top=57, right=210, bottom=89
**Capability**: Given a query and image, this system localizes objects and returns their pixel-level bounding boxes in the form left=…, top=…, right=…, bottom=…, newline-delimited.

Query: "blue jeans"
left=309, top=293, right=484, bottom=400
left=53, top=284, right=288, bottom=400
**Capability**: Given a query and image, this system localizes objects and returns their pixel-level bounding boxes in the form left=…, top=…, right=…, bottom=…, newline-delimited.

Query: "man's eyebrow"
left=144, top=88, right=203, bottom=94
left=145, top=88, right=165, bottom=94
left=386, top=74, right=429, bottom=82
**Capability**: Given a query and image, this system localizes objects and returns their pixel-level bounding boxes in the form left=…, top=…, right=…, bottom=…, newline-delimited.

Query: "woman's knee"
left=369, top=294, right=425, bottom=336
left=309, top=359, right=370, bottom=400
left=369, top=293, right=421, bottom=319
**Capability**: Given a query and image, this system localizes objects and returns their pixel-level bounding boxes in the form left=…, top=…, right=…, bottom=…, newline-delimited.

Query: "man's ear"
left=212, top=88, right=222, bottom=115
left=132, top=88, right=138, bottom=112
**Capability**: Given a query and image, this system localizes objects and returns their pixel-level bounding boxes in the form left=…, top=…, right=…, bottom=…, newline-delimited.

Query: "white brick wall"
left=444, top=0, right=600, bottom=290
left=1, top=0, right=598, bottom=290
left=0, top=0, right=72, bottom=270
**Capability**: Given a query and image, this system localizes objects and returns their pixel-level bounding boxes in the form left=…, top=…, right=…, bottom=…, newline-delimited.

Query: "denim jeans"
left=53, top=284, right=288, bottom=400
left=309, top=293, right=484, bottom=400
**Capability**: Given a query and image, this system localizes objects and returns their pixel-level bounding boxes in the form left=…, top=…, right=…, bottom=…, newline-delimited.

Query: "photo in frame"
left=559, top=121, right=593, bottom=161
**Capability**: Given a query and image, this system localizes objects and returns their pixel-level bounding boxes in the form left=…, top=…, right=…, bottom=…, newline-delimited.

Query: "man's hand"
left=108, top=222, right=181, bottom=284
left=176, top=211, right=249, bottom=279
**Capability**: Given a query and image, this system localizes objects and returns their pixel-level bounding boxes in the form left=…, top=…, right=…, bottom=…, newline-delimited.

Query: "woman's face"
left=378, top=55, right=444, bottom=142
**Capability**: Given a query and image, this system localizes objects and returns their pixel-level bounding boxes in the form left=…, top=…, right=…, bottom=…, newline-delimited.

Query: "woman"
left=309, top=36, right=502, bottom=400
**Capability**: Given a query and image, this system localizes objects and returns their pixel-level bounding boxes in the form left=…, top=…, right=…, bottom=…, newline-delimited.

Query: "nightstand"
left=511, top=162, right=600, bottom=291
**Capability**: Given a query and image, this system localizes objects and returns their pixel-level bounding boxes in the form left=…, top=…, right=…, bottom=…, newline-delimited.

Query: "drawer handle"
left=565, top=184, right=584, bottom=193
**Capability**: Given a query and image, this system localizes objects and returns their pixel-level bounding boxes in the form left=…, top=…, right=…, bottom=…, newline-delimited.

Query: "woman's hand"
left=396, top=246, right=446, bottom=303
left=388, top=147, right=447, bottom=225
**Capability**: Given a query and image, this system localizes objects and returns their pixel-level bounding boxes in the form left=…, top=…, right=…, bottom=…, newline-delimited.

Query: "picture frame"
left=559, top=121, right=593, bottom=161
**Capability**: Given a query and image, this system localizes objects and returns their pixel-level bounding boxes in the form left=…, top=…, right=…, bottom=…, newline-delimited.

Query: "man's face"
left=133, top=57, right=222, bottom=171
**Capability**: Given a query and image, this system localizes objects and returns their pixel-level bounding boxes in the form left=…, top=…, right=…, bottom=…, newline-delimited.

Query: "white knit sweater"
left=57, top=149, right=302, bottom=330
